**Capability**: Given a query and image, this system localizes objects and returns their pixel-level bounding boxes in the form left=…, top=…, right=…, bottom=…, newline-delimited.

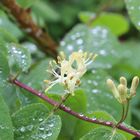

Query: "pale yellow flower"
left=44, top=50, right=97, bottom=95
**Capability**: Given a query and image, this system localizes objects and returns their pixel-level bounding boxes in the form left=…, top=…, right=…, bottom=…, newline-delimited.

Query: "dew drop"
left=76, top=39, right=83, bottom=45
left=67, top=45, right=74, bottom=51
left=92, top=89, right=99, bottom=94
left=20, top=126, right=25, bottom=132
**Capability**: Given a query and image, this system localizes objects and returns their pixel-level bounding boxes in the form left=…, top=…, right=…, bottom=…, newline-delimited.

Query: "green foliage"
left=16, top=0, right=39, bottom=8
left=60, top=24, right=123, bottom=69
left=79, top=12, right=129, bottom=36
left=0, top=0, right=140, bottom=139
left=80, top=127, right=127, bottom=140
left=12, top=103, right=61, bottom=140
left=0, top=94, right=14, bottom=140
left=0, top=10, right=22, bottom=39
left=125, top=0, right=140, bottom=31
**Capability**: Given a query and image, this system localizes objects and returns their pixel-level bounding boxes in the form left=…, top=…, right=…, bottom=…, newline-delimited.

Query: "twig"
left=10, top=79, right=140, bottom=138
left=1, top=0, right=58, bottom=57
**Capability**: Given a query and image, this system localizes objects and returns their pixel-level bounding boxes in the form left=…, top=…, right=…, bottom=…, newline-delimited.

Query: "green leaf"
left=0, top=27, right=18, bottom=43
left=12, top=103, right=61, bottom=140
left=80, top=127, right=127, bottom=140
left=0, top=40, right=10, bottom=87
left=16, top=0, right=39, bottom=8
left=0, top=40, right=20, bottom=113
left=17, top=59, right=51, bottom=105
left=81, top=70, right=123, bottom=121
left=32, top=0, right=60, bottom=23
left=60, top=24, right=123, bottom=69
left=125, top=0, right=140, bottom=31
left=74, top=111, right=134, bottom=140
left=44, top=90, right=87, bottom=139
left=74, top=111, right=116, bottom=140
left=79, top=12, right=129, bottom=36
left=0, top=10, right=22, bottom=38
left=0, top=94, right=14, bottom=140
left=7, top=43, right=32, bottom=72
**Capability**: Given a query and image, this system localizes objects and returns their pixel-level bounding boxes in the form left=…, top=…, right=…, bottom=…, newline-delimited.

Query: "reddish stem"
left=11, top=79, right=140, bottom=138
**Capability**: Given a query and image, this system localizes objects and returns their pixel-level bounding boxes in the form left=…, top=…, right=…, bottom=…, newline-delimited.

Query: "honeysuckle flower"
left=44, top=50, right=97, bottom=95
left=107, top=76, right=139, bottom=104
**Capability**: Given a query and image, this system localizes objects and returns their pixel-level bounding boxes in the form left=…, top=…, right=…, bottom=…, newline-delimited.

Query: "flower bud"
left=118, top=84, right=127, bottom=104
left=107, top=79, right=120, bottom=99
left=130, top=76, right=139, bottom=97
left=120, top=77, right=127, bottom=87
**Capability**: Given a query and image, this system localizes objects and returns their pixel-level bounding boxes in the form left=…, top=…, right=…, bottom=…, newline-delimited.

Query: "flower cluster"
left=107, top=76, right=139, bottom=104
left=44, top=50, right=97, bottom=95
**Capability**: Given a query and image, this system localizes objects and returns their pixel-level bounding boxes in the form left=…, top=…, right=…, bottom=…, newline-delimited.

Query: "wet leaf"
left=74, top=111, right=116, bottom=140
left=0, top=94, right=14, bottom=140
left=125, top=0, right=140, bottom=31
left=0, top=10, right=22, bottom=38
left=12, top=103, right=61, bottom=140
left=0, top=40, right=10, bottom=87
left=60, top=24, right=123, bottom=69
left=7, top=43, right=32, bottom=72
left=80, top=127, right=127, bottom=140
left=79, top=12, right=129, bottom=36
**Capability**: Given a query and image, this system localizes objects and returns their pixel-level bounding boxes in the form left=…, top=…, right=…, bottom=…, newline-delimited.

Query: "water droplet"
left=47, top=132, right=52, bottom=137
left=88, top=80, right=92, bottom=84
left=138, top=22, right=140, bottom=26
left=20, top=126, right=25, bottom=132
left=39, top=118, right=43, bottom=122
left=39, top=127, right=45, bottom=131
left=76, top=39, right=83, bottom=45
left=60, top=41, right=66, bottom=46
left=41, top=134, right=47, bottom=139
left=92, top=118, right=96, bottom=121
left=130, top=6, right=134, bottom=10
left=26, top=125, right=33, bottom=131
left=67, top=45, right=74, bottom=51
left=92, top=81, right=98, bottom=86
left=99, top=50, right=107, bottom=56
left=106, top=122, right=111, bottom=125
left=48, top=123, right=54, bottom=127
left=0, top=125, right=5, bottom=129
left=38, top=93, right=42, bottom=96
left=92, top=89, right=99, bottom=94
left=79, top=113, right=84, bottom=117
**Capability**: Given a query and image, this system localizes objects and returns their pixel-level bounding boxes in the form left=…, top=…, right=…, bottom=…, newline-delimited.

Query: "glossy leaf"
left=125, top=0, right=140, bottom=31
left=0, top=27, right=17, bottom=43
left=0, top=40, right=10, bottom=87
left=0, top=10, right=22, bottom=38
left=12, top=103, right=61, bottom=140
left=74, top=111, right=134, bottom=140
left=17, top=59, right=51, bottom=105
left=7, top=43, right=32, bottom=72
left=60, top=24, right=123, bottom=69
left=74, top=111, right=116, bottom=140
left=79, top=12, right=129, bottom=36
left=0, top=94, right=14, bottom=140
left=80, top=127, right=126, bottom=140
left=43, top=90, right=87, bottom=139
left=80, top=70, right=123, bottom=121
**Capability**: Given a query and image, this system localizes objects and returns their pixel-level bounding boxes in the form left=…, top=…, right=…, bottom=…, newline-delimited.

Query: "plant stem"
left=116, top=104, right=125, bottom=127
left=52, top=93, right=71, bottom=112
left=11, top=79, right=140, bottom=138
left=1, top=0, right=58, bottom=57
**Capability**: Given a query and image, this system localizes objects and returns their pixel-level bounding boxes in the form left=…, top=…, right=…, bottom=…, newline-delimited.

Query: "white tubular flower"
left=44, top=50, right=97, bottom=95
